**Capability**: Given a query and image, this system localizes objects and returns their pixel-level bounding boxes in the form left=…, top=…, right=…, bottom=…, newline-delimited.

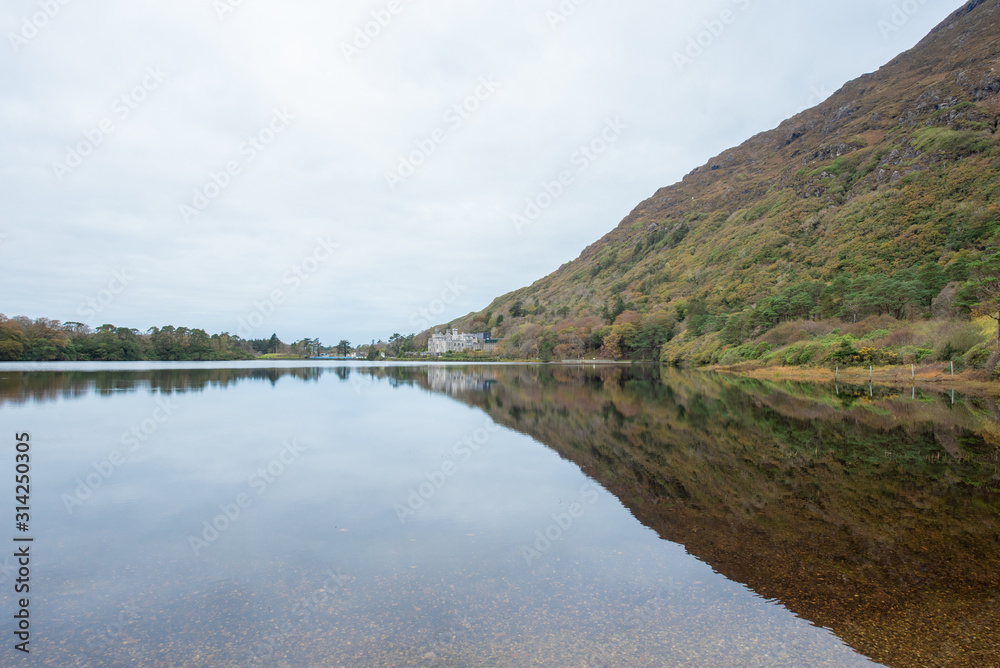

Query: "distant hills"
left=438, top=0, right=1000, bottom=367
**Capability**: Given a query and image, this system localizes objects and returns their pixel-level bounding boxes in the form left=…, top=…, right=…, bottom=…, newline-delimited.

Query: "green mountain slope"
left=442, top=0, right=1000, bottom=365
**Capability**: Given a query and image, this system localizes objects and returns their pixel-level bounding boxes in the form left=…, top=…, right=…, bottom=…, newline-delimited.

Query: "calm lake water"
left=0, top=362, right=997, bottom=667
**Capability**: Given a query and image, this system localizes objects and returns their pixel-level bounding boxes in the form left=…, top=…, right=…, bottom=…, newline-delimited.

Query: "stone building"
left=428, top=329, right=498, bottom=355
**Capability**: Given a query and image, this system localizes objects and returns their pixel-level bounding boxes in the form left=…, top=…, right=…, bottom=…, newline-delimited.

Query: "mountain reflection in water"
left=1, top=362, right=996, bottom=667
left=373, top=364, right=1000, bottom=668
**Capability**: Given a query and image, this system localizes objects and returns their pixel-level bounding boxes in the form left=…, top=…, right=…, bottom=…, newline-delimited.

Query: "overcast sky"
left=0, top=0, right=958, bottom=345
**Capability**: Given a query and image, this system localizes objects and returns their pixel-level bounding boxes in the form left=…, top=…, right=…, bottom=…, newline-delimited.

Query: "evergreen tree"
left=957, top=248, right=1000, bottom=344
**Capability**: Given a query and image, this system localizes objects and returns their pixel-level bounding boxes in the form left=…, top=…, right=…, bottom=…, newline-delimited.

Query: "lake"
left=0, top=362, right=997, bottom=667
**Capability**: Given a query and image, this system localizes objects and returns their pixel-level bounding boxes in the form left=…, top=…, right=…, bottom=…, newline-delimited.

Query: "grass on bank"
left=662, top=314, right=1000, bottom=379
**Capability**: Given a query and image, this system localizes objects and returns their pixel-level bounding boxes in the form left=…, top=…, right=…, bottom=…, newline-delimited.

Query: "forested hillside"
left=441, top=0, right=1000, bottom=370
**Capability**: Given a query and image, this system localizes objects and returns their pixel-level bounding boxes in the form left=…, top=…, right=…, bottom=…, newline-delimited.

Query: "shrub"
left=942, top=321, right=989, bottom=355
left=761, top=322, right=809, bottom=346
left=717, top=347, right=741, bottom=366
left=797, top=343, right=819, bottom=364
left=782, top=344, right=805, bottom=365
left=963, top=343, right=992, bottom=369
left=0, top=340, right=24, bottom=361
left=744, top=202, right=773, bottom=221
left=829, top=340, right=902, bottom=366
left=829, top=339, right=857, bottom=364
left=912, top=127, right=992, bottom=157
left=861, top=329, right=891, bottom=341
left=846, top=315, right=898, bottom=338
left=589, top=330, right=606, bottom=350
left=855, top=346, right=902, bottom=366
left=938, top=341, right=960, bottom=362
left=882, top=328, right=916, bottom=347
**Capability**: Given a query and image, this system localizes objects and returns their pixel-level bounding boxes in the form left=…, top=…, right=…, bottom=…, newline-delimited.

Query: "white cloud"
left=0, top=0, right=959, bottom=344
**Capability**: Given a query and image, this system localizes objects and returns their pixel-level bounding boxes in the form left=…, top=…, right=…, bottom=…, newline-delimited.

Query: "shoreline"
left=713, top=363, right=1000, bottom=396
